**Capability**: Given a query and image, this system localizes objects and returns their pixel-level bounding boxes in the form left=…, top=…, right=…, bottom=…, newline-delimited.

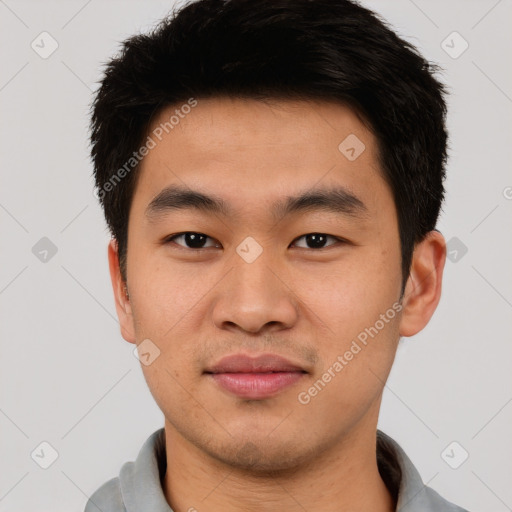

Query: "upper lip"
left=204, top=353, right=307, bottom=374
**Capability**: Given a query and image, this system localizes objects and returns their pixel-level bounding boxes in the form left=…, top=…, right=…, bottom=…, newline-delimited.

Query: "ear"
left=108, top=239, right=136, bottom=344
left=399, top=230, right=446, bottom=338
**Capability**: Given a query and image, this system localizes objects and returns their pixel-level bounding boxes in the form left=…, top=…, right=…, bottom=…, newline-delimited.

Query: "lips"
left=204, top=353, right=307, bottom=400
left=205, top=353, right=307, bottom=374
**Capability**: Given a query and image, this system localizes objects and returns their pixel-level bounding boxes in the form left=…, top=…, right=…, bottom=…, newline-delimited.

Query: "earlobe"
left=107, top=239, right=137, bottom=344
left=398, top=230, right=446, bottom=338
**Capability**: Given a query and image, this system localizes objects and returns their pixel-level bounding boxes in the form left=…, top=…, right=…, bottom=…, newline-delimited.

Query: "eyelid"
left=164, top=232, right=220, bottom=249
left=290, top=234, right=343, bottom=249
left=164, top=232, right=347, bottom=251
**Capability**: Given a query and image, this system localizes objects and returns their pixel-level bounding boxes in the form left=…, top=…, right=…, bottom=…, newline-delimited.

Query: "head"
left=90, top=0, right=448, bottom=472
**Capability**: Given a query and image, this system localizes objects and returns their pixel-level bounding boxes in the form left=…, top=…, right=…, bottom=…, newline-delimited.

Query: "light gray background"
left=1, top=0, right=511, bottom=510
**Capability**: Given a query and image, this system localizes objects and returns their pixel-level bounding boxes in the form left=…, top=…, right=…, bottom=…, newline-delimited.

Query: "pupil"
left=186, top=233, right=206, bottom=248
left=307, top=233, right=326, bottom=248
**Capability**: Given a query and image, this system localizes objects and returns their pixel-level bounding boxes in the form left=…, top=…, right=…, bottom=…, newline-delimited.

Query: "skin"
left=108, top=97, right=446, bottom=512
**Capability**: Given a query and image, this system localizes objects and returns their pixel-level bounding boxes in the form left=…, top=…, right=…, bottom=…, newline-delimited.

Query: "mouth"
left=204, top=353, right=308, bottom=400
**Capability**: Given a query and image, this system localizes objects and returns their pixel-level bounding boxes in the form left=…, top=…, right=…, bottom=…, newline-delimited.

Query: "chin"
left=204, top=435, right=316, bottom=475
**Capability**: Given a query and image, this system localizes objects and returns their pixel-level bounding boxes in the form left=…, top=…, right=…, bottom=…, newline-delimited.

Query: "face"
left=109, top=97, right=443, bottom=472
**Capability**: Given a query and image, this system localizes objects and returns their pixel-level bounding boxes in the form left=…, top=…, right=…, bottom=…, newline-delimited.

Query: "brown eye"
left=166, top=232, right=220, bottom=249
left=292, top=233, right=341, bottom=249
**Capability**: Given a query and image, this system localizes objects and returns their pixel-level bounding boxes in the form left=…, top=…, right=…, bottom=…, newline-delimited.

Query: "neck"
left=162, top=416, right=395, bottom=512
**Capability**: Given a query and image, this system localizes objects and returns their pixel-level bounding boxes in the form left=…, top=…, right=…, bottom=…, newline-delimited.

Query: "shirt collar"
left=117, top=428, right=462, bottom=512
left=377, top=430, right=432, bottom=510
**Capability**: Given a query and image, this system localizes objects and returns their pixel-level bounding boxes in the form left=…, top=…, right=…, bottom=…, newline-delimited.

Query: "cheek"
left=129, top=256, right=205, bottom=335
left=297, top=314, right=400, bottom=426
left=290, top=248, right=401, bottom=388
left=292, top=249, right=400, bottom=333
left=139, top=359, right=202, bottom=429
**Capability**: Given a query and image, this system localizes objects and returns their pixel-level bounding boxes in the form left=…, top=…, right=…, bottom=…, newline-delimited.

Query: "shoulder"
left=399, top=483, right=470, bottom=511
left=83, top=428, right=166, bottom=512
left=377, top=430, right=470, bottom=512
left=84, top=476, right=126, bottom=512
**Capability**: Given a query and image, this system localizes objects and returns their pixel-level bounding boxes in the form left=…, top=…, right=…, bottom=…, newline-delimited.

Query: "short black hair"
left=90, top=0, right=448, bottom=296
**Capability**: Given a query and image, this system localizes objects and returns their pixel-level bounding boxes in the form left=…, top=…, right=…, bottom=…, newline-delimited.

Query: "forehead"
left=132, top=97, right=392, bottom=221
left=147, top=96, right=372, bottom=158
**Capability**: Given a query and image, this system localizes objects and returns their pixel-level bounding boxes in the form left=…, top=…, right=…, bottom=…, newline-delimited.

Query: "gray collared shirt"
left=84, top=428, right=469, bottom=512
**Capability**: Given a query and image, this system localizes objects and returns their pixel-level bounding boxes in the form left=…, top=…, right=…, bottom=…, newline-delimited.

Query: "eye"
left=291, top=233, right=343, bottom=249
left=165, top=232, right=220, bottom=250
left=164, top=232, right=345, bottom=251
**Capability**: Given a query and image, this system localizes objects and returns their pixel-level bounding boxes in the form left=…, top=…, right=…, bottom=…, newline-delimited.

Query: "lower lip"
left=209, top=372, right=305, bottom=399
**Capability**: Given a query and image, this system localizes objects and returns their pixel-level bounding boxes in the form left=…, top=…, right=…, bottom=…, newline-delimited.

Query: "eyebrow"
left=145, top=184, right=369, bottom=223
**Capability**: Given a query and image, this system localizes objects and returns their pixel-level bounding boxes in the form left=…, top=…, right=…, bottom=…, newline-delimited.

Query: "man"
left=85, top=0, right=468, bottom=510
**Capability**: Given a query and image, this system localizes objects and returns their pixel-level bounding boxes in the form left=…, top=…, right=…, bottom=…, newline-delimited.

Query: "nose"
left=211, top=250, right=299, bottom=335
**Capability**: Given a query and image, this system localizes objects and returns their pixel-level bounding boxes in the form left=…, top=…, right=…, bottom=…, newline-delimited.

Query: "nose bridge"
left=212, top=243, right=298, bottom=333
left=231, top=245, right=282, bottom=304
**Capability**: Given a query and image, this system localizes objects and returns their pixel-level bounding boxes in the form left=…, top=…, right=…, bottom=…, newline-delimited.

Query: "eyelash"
left=163, top=232, right=346, bottom=251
